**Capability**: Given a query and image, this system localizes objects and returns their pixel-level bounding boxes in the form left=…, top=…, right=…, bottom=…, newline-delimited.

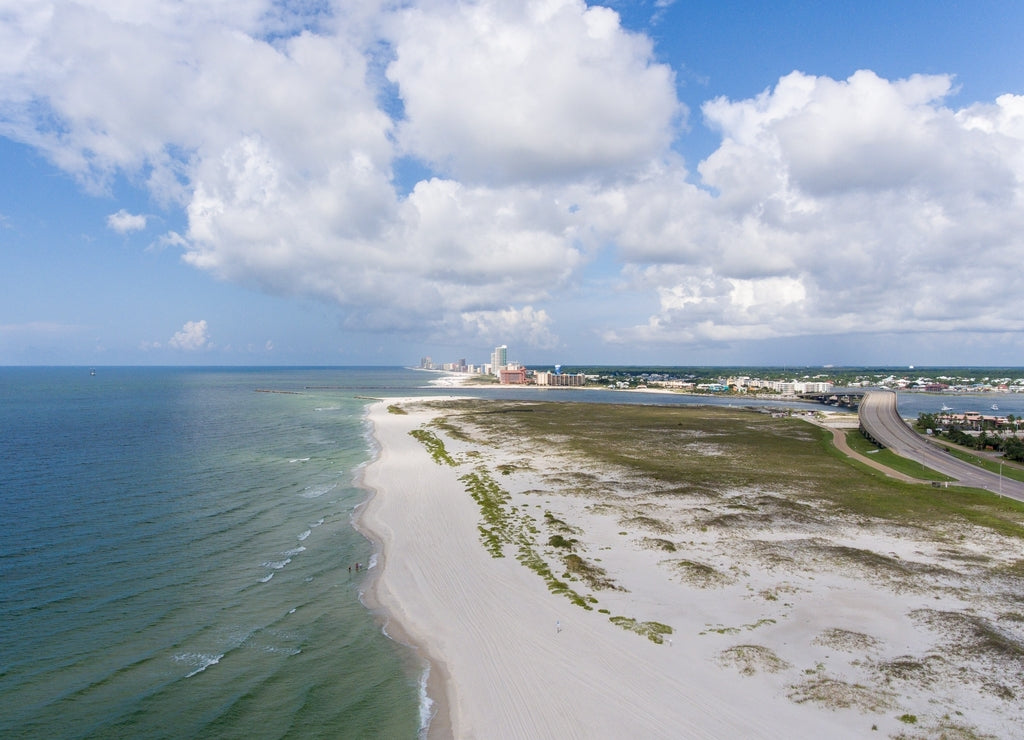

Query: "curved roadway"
left=859, top=391, right=1024, bottom=502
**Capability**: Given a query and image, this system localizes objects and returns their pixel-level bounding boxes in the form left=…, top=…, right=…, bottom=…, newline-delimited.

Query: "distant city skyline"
left=3, top=1, right=1024, bottom=366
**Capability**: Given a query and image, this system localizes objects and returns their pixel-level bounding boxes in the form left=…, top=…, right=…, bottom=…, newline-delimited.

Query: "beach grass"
left=396, top=397, right=1024, bottom=732
left=608, top=616, right=673, bottom=644
left=409, top=428, right=457, bottom=466
left=410, top=398, right=1024, bottom=665
left=433, top=400, right=1024, bottom=538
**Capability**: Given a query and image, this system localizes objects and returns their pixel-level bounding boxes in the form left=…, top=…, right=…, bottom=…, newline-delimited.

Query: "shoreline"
left=353, top=401, right=454, bottom=738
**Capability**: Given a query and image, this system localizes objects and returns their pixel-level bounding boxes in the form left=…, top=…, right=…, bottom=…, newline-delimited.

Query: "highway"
left=858, top=390, right=1024, bottom=502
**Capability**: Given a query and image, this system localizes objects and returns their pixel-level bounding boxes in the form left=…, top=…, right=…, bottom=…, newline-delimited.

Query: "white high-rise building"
left=490, top=345, right=508, bottom=375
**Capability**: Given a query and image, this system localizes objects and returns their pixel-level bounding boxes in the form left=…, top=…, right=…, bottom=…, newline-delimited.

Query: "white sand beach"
left=358, top=398, right=1024, bottom=739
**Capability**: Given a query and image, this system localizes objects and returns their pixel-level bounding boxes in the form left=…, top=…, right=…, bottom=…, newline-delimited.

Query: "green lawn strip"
left=824, top=472, right=1024, bottom=540
left=812, top=427, right=1024, bottom=536
left=843, top=430, right=952, bottom=481
left=938, top=444, right=1024, bottom=484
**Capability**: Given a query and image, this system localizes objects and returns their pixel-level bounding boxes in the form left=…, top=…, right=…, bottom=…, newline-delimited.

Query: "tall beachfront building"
left=490, top=345, right=508, bottom=375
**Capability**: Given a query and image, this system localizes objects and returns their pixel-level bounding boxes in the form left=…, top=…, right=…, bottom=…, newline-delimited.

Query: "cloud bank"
left=3, top=0, right=1023, bottom=356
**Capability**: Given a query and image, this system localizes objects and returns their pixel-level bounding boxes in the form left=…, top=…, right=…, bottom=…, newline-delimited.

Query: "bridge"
left=797, top=388, right=867, bottom=408
left=858, top=390, right=1024, bottom=501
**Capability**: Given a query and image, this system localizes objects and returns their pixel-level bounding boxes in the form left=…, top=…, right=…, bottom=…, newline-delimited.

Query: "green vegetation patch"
left=623, top=515, right=673, bottom=534
left=911, top=609, right=1024, bottom=661
left=387, top=404, right=407, bottom=415
left=564, top=553, right=620, bottom=591
left=845, top=430, right=951, bottom=481
left=518, top=547, right=593, bottom=609
left=458, top=466, right=596, bottom=609
left=787, top=676, right=895, bottom=713
left=812, top=628, right=881, bottom=653
left=701, top=618, right=776, bottom=635
left=460, top=470, right=514, bottom=557
left=544, top=511, right=581, bottom=534
left=609, top=616, right=673, bottom=644
left=718, top=644, right=791, bottom=675
left=664, top=558, right=734, bottom=588
left=940, top=445, right=1024, bottom=483
left=872, top=655, right=942, bottom=687
left=409, top=428, right=456, bottom=466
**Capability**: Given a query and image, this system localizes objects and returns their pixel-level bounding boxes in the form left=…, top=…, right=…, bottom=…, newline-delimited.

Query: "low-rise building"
left=535, top=371, right=585, bottom=387
left=499, top=367, right=527, bottom=384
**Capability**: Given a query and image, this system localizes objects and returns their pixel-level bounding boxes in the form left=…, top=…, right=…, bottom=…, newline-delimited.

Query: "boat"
left=940, top=404, right=952, bottom=412
left=991, top=403, right=999, bottom=411
left=90, top=368, right=96, bottom=376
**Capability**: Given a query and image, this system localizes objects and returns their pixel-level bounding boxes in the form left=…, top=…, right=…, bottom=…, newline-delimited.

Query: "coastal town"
left=421, top=345, right=1024, bottom=396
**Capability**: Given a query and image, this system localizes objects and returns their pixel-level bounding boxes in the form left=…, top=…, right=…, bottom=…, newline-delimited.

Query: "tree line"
left=916, top=413, right=1024, bottom=463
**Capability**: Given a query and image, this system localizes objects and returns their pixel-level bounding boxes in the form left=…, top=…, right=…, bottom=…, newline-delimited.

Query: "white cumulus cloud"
left=106, top=209, right=147, bottom=233
left=168, top=319, right=211, bottom=351
left=386, top=0, right=681, bottom=184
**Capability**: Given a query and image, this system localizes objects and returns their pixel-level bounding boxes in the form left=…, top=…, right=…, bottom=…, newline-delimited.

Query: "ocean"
left=0, top=367, right=438, bottom=739
left=3, top=366, right=1021, bottom=739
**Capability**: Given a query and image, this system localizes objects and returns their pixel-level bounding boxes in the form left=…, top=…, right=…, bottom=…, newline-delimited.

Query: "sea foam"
left=175, top=652, right=224, bottom=678
left=418, top=664, right=435, bottom=738
left=301, top=482, right=337, bottom=499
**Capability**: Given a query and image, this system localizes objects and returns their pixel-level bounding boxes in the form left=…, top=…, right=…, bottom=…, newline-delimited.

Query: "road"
left=858, top=390, right=1024, bottom=502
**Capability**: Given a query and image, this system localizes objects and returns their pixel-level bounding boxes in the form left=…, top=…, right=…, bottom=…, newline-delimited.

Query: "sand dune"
left=358, top=398, right=1024, bottom=739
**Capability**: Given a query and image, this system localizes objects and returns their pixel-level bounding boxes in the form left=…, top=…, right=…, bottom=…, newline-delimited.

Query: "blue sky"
left=2, top=0, right=1024, bottom=367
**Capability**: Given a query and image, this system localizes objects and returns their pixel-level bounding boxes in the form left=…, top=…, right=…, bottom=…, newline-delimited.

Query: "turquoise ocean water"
left=0, top=367, right=437, bottom=739
left=3, top=366, right=1020, bottom=739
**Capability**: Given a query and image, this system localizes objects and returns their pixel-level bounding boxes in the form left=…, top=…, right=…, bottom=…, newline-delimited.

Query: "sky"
left=2, top=0, right=1024, bottom=367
